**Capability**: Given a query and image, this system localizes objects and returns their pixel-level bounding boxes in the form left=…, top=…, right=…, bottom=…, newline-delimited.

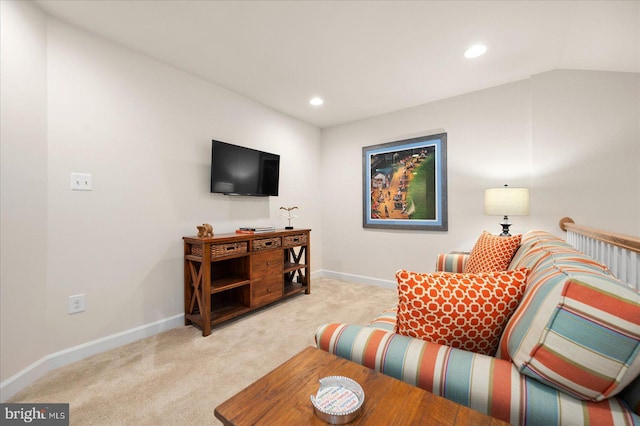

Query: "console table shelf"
left=284, top=282, right=306, bottom=296
left=183, top=229, right=311, bottom=336
left=210, top=302, right=252, bottom=323
left=210, top=277, right=250, bottom=293
left=284, top=262, right=306, bottom=272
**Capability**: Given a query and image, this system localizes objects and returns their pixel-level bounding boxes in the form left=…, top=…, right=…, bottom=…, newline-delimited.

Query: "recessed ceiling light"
left=464, top=44, right=487, bottom=59
left=309, top=97, right=324, bottom=106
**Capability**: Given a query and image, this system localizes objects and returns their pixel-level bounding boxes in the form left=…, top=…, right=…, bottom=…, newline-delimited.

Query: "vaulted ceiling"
left=36, top=0, right=639, bottom=128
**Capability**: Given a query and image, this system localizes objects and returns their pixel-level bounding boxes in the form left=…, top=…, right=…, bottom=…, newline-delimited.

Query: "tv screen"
left=210, top=140, right=280, bottom=196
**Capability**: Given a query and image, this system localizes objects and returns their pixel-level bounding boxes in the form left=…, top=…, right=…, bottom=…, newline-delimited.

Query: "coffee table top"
left=215, top=346, right=508, bottom=425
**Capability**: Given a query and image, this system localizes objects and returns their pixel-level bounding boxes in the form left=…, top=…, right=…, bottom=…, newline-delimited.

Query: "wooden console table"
left=215, top=346, right=508, bottom=425
left=183, top=229, right=310, bottom=336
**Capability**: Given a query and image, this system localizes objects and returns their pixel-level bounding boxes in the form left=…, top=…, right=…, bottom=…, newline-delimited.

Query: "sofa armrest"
left=315, top=323, right=640, bottom=426
left=435, top=252, right=470, bottom=272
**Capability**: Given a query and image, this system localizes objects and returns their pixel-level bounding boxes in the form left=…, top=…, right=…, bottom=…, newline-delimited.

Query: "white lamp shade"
left=484, top=187, right=530, bottom=216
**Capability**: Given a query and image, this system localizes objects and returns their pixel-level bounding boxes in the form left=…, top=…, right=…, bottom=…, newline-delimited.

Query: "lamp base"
left=499, top=215, right=512, bottom=236
left=499, top=224, right=512, bottom=236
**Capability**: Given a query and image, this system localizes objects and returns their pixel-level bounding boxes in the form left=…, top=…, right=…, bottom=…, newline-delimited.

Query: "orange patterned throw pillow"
left=395, top=268, right=530, bottom=356
left=464, top=231, right=522, bottom=273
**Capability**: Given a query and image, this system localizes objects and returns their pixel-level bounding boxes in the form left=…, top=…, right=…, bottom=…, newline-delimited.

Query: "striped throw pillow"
left=503, top=273, right=640, bottom=401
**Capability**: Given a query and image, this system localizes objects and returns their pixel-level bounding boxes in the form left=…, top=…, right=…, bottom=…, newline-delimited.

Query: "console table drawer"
left=283, top=234, right=307, bottom=247
left=252, top=237, right=281, bottom=251
left=191, top=242, right=248, bottom=259
left=252, top=276, right=283, bottom=307
left=251, top=250, right=282, bottom=278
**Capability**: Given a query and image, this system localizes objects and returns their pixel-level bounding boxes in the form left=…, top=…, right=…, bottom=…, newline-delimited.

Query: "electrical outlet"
left=68, top=294, right=86, bottom=314
left=70, top=173, right=92, bottom=191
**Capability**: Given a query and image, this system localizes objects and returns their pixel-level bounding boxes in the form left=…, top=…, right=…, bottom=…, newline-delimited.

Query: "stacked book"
left=236, top=226, right=275, bottom=234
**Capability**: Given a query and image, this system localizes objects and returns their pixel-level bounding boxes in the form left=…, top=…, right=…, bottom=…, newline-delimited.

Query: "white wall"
left=45, top=17, right=322, bottom=347
left=321, top=70, right=639, bottom=286
left=0, top=0, right=49, bottom=395
left=1, top=3, right=322, bottom=397
left=531, top=70, right=640, bottom=234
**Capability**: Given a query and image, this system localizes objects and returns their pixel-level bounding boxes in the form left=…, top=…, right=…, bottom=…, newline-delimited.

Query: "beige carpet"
left=8, top=277, right=396, bottom=425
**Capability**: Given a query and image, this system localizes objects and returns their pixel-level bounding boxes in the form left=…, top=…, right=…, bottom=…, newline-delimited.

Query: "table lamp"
left=484, top=185, right=530, bottom=236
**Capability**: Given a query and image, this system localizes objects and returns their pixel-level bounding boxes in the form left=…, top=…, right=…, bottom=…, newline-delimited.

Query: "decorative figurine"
left=279, top=207, right=298, bottom=230
left=196, top=223, right=214, bottom=238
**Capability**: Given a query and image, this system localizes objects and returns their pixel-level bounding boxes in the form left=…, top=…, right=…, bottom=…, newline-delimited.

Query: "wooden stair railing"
left=559, top=217, right=640, bottom=290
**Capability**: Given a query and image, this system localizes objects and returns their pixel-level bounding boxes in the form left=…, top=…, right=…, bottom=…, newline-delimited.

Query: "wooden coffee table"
left=215, top=346, right=508, bottom=425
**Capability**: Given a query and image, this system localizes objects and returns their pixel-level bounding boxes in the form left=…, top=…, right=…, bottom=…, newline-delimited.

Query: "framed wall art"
left=362, top=133, right=447, bottom=231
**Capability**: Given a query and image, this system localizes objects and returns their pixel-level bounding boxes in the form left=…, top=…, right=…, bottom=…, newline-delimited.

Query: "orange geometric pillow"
left=395, top=268, right=529, bottom=356
left=464, top=231, right=522, bottom=273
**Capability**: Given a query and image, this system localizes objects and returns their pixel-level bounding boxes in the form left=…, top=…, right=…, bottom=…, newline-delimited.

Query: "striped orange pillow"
left=395, top=268, right=529, bottom=356
left=464, top=231, right=521, bottom=273
left=503, top=274, right=640, bottom=401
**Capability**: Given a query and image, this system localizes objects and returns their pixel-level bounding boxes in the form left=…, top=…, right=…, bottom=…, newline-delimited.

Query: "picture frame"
left=362, top=133, right=447, bottom=231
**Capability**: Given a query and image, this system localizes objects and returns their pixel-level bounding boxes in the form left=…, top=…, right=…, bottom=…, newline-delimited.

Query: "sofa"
left=315, top=230, right=640, bottom=425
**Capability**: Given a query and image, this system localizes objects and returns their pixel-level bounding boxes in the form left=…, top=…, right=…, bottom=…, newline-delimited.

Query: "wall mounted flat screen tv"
left=210, top=140, right=280, bottom=196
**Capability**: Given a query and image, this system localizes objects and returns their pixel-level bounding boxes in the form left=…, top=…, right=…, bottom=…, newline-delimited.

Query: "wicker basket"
left=190, top=242, right=247, bottom=258
left=252, top=237, right=281, bottom=251
left=283, top=234, right=307, bottom=247
left=212, top=242, right=247, bottom=258
left=191, top=244, right=203, bottom=257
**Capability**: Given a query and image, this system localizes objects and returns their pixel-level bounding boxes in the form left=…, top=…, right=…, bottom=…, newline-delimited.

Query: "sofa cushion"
left=510, top=240, right=612, bottom=276
left=508, top=230, right=572, bottom=270
left=395, top=268, right=529, bottom=356
left=501, top=270, right=640, bottom=401
left=367, top=307, right=397, bottom=332
left=464, top=231, right=522, bottom=273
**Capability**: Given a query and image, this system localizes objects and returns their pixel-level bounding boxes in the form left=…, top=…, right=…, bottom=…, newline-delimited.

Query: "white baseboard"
left=2, top=271, right=389, bottom=402
left=0, top=314, right=183, bottom=402
left=316, top=269, right=396, bottom=289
